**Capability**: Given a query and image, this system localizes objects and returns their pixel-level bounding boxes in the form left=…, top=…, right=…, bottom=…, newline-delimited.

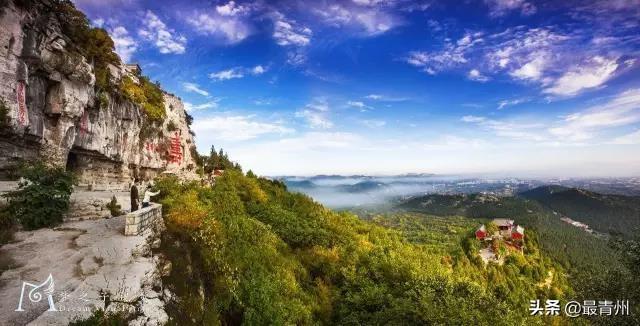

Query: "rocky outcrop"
left=0, top=0, right=198, bottom=187
left=0, top=207, right=172, bottom=325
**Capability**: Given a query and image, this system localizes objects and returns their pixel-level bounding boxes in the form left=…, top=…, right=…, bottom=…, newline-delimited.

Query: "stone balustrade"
left=125, top=203, right=162, bottom=236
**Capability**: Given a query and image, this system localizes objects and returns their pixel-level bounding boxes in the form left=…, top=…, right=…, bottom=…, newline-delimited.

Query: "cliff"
left=0, top=0, right=198, bottom=188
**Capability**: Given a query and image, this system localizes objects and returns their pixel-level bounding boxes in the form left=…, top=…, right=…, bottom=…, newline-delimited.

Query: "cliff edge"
left=0, top=0, right=198, bottom=188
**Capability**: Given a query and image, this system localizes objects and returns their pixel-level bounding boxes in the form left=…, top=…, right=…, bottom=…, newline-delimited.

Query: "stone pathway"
left=0, top=215, right=168, bottom=325
left=479, top=247, right=503, bottom=265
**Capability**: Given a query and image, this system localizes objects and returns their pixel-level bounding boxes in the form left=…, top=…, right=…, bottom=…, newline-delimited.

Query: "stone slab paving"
left=0, top=215, right=168, bottom=325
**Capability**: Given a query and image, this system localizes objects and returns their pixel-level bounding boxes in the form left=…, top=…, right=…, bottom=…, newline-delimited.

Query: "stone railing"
left=125, top=203, right=162, bottom=236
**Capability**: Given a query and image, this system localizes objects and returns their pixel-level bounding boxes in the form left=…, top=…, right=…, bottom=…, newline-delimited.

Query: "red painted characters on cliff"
left=169, top=132, right=182, bottom=164
left=16, top=82, right=28, bottom=126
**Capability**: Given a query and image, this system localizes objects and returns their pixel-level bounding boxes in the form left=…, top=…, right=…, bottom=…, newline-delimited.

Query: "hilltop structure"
left=475, top=219, right=525, bottom=241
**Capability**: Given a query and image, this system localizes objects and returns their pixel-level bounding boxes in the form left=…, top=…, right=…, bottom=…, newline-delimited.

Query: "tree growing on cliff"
left=53, top=0, right=119, bottom=91
left=2, top=163, right=74, bottom=229
left=119, top=76, right=166, bottom=122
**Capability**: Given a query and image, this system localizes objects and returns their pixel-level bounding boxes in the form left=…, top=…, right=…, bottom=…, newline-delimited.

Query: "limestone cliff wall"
left=0, top=0, right=198, bottom=187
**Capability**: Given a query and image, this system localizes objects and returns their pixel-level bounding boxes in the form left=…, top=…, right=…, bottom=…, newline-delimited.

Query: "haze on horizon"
left=73, top=0, right=640, bottom=177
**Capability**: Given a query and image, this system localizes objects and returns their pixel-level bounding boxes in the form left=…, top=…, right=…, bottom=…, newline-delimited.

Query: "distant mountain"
left=308, top=175, right=371, bottom=181
left=520, top=186, right=640, bottom=238
left=338, top=181, right=389, bottom=193
left=283, top=180, right=316, bottom=189
left=397, top=173, right=435, bottom=177
left=517, top=185, right=572, bottom=200
left=397, top=193, right=502, bottom=217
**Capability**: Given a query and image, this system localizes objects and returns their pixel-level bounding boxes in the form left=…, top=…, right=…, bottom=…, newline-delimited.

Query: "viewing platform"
left=125, top=203, right=163, bottom=236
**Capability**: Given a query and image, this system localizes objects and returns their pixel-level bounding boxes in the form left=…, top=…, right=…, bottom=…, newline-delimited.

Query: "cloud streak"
left=193, top=115, right=293, bottom=141
left=296, top=98, right=334, bottom=129
left=182, top=82, right=209, bottom=96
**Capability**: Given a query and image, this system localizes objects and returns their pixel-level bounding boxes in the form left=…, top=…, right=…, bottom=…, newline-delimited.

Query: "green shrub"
left=106, top=196, right=122, bottom=217
left=0, top=206, right=15, bottom=245
left=138, top=120, right=161, bottom=145
left=53, top=0, right=119, bottom=91
left=2, top=163, right=74, bottom=230
left=68, top=309, right=132, bottom=326
left=119, top=76, right=166, bottom=122
left=96, top=91, right=110, bottom=110
left=0, top=97, right=10, bottom=132
left=166, top=120, right=177, bottom=131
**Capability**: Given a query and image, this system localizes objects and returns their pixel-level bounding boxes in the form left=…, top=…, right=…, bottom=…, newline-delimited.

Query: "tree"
left=106, top=196, right=122, bottom=217
left=3, top=164, right=74, bottom=229
left=485, top=221, right=498, bottom=235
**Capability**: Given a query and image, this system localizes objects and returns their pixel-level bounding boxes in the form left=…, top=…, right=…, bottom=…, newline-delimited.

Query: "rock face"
left=0, top=0, right=198, bottom=188
left=0, top=210, right=171, bottom=325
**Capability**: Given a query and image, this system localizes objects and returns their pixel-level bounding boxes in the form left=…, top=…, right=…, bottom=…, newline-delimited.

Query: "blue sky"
left=74, top=0, right=640, bottom=176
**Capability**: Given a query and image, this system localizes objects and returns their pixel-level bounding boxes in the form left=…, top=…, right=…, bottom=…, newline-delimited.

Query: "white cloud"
left=182, top=82, right=209, bottom=97
left=296, top=98, right=333, bottom=129
left=273, top=15, right=312, bottom=46
left=461, top=115, right=547, bottom=141
left=549, top=88, right=640, bottom=141
left=485, top=0, right=537, bottom=17
left=364, top=94, right=408, bottom=102
left=610, top=130, right=640, bottom=145
left=192, top=115, right=293, bottom=141
left=543, top=56, right=619, bottom=96
left=286, top=49, right=308, bottom=66
left=347, top=101, right=372, bottom=111
left=93, top=18, right=105, bottom=28
left=509, top=56, right=547, bottom=81
left=184, top=100, right=219, bottom=112
left=360, top=119, right=386, bottom=128
left=306, top=99, right=330, bottom=112
left=406, top=26, right=626, bottom=99
left=209, top=68, right=244, bottom=81
left=487, top=28, right=567, bottom=82
left=253, top=98, right=274, bottom=106
left=138, top=11, right=186, bottom=54
left=353, top=10, right=396, bottom=35
left=278, top=132, right=361, bottom=150
left=209, top=65, right=267, bottom=81
left=296, top=110, right=334, bottom=129
left=468, top=69, right=489, bottom=82
left=461, top=115, right=487, bottom=123
left=497, top=98, right=528, bottom=110
left=216, top=1, right=248, bottom=16
left=109, top=26, right=137, bottom=62
left=405, top=27, right=565, bottom=84
left=251, top=65, right=266, bottom=75
left=405, top=33, right=481, bottom=74
left=312, top=2, right=401, bottom=36
left=461, top=89, right=640, bottom=144
left=187, top=10, right=251, bottom=44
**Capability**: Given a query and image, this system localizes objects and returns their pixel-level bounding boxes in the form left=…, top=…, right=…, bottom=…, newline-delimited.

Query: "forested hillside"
left=152, top=171, right=576, bottom=325
left=397, top=192, right=639, bottom=325
left=520, top=186, right=640, bottom=238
